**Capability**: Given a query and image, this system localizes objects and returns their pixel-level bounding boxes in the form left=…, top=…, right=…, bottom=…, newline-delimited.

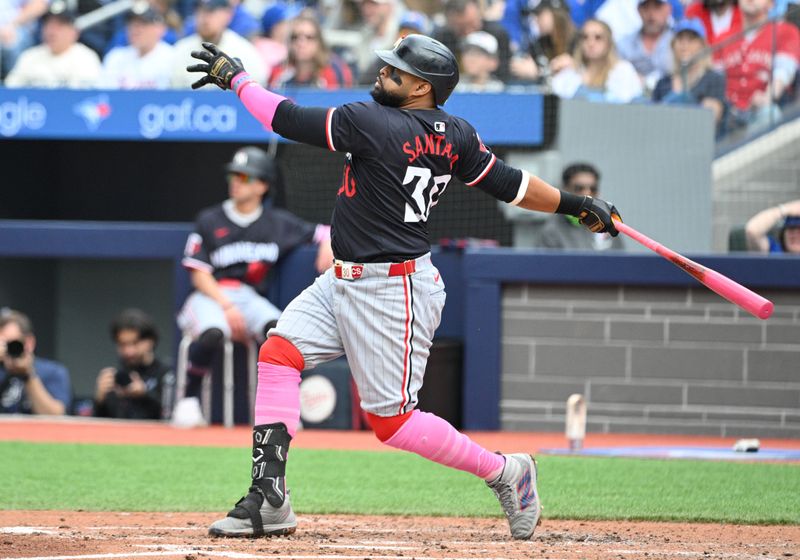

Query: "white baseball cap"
left=463, top=31, right=498, bottom=56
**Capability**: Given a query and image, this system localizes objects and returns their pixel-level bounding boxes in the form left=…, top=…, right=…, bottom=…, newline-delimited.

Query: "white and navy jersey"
left=182, top=204, right=317, bottom=286
left=274, top=101, right=528, bottom=262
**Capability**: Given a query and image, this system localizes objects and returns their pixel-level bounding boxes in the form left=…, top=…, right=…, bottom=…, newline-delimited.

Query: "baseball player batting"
left=187, top=34, right=621, bottom=541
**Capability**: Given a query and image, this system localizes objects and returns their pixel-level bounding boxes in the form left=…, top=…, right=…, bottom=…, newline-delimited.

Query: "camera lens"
left=6, top=340, right=24, bottom=358
left=114, top=370, right=133, bottom=387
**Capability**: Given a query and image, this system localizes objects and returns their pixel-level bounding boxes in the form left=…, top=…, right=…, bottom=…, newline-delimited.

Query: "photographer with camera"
left=93, top=309, right=174, bottom=420
left=0, top=308, right=71, bottom=415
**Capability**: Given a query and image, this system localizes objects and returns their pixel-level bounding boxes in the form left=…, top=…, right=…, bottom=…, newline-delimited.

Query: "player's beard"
left=370, top=84, right=405, bottom=108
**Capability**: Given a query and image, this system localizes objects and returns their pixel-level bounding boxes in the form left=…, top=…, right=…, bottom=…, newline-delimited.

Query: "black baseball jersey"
left=183, top=204, right=317, bottom=286
left=273, top=101, right=528, bottom=263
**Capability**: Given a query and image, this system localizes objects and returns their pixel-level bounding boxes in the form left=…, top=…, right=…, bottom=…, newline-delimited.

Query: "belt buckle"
left=334, top=260, right=364, bottom=281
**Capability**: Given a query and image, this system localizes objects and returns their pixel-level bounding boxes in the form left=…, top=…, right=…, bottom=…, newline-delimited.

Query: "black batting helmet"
left=225, top=146, right=277, bottom=184
left=375, top=34, right=459, bottom=106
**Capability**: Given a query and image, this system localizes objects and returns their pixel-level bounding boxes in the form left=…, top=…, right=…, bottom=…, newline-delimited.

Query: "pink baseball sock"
left=254, top=361, right=301, bottom=437
left=383, top=409, right=505, bottom=481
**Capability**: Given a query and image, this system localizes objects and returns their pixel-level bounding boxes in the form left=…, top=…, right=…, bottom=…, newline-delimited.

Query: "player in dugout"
left=186, top=34, right=622, bottom=541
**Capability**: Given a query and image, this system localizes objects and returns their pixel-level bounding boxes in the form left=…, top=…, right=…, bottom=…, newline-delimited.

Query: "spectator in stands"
left=323, top=0, right=362, bottom=32
left=170, top=0, right=265, bottom=88
left=715, top=0, right=800, bottom=132
left=254, top=2, right=304, bottom=79
left=551, top=18, right=643, bottom=102
left=566, top=0, right=607, bottom=29
left=101, top=4, right=175, bottom=89
left=5, top=1, right=101, bottom=88
left=268, top=13, right=354, bottom=89
left=653, top=18, right=726, bottom=128
left=684, top=0, right=742, bottom=46
left=357, top=10, right=432, bottom=86
left=0, top=0, right=48, bottom=82
left=595, top=0, right=682, bottom=41
left=617, top=0, right=674, bottom=92
left=787, top=1, right=800, bottom=31
left=0, top=309, right=71, bottom=415
left=75, top=0, right=116, bottom=57
left=535, top=163, right=625, bottom=250
left=105, top=0, right=183, bottom=53
left=176, top=146, right=333, bottom=410
left=745, top=199, right=800, bottom=253
left=397, top=10, right=433, bottom=36
left=434, top=0, right=512, bottom=81
left=509, top=0, right=576, bottom=84
left=94, top=309, right=174, bottom=420
left=352, top=0, right=404, bottom=79
left=182, top=0, right=258, bottom=40
left=456, top=30, right=506, bottom=91
left=500, top=0, right=538, bottom=54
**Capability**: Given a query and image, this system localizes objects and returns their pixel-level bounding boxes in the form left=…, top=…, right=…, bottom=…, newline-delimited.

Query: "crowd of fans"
left=0, top=0, right=799, bottom=130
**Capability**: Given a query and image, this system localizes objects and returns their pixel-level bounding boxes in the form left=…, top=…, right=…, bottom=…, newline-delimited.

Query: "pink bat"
left=614, top=220, right=774, bottom=320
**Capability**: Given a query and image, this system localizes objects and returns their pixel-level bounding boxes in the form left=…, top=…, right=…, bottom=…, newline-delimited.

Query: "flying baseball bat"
left=613, top=220, right=774, bottom=320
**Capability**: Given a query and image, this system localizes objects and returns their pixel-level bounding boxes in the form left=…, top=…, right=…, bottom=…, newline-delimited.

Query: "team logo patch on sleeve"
left=185, top=232, right=203, bottom=256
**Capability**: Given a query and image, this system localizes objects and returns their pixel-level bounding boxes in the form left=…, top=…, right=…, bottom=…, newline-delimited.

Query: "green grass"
left=1, top=441, right=798, bottom=524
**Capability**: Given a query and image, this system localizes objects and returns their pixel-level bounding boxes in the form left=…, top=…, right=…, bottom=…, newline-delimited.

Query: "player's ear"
left=413, top=80, right=432, bottom=99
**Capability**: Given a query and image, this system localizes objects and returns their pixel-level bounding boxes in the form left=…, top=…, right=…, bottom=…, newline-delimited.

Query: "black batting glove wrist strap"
left=556, top=191, right=588, bottom=216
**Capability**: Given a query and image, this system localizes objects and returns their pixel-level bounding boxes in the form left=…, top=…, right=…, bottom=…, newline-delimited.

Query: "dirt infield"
left=2, top=418, right=800, bottom=560
left=2, top=511, right=799, bottom=560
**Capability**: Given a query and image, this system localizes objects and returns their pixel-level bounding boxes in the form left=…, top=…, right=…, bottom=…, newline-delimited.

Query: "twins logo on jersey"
left=185, top=232, right=203, bottom=257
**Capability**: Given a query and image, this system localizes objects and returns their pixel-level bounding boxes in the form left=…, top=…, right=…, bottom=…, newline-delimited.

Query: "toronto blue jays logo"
left=73, top=95, right=112, bottom=130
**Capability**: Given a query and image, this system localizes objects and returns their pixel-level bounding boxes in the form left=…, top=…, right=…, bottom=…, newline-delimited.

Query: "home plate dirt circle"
left=1, top=511, right=799, bottom=560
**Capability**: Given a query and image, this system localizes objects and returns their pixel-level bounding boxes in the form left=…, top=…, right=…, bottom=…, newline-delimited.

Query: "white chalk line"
left=1, top=549, right=562, bottom=560
left=609, top=549, right=780, bottom=560
left=317, top=544, right=416, bottom=551
left=0, top=528, right=59, bottom=535
left=0, top=527, right=564, bottom=560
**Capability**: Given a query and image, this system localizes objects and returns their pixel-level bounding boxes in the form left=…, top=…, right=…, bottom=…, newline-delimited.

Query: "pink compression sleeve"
left=254, top=361, right=301, bottom=437
left=383, top=409, right=505, bottom=481
left=232, top=72, right=287, bottom=132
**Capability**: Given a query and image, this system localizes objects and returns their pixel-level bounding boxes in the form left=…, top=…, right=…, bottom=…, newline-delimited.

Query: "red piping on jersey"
left=399, top=275, right=412, bottom=414
left=465, top=153, right=496, bottom=187
left=325, top=108, right=336, bottom=151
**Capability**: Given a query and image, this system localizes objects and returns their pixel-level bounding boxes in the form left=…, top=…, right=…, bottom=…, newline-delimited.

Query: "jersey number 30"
left=403, top=166, right=451, bottom=223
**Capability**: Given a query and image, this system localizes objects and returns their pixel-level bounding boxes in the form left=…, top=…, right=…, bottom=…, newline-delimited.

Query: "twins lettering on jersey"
left=209, top=241, right=280, bottom=269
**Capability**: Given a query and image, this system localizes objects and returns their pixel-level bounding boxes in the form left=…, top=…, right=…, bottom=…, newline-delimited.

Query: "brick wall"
left=500, top=284, right=800, bottom=438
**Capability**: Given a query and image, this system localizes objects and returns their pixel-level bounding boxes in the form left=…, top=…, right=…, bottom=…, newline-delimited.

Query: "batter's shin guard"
left=251, top=423, right=292, bottom=507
